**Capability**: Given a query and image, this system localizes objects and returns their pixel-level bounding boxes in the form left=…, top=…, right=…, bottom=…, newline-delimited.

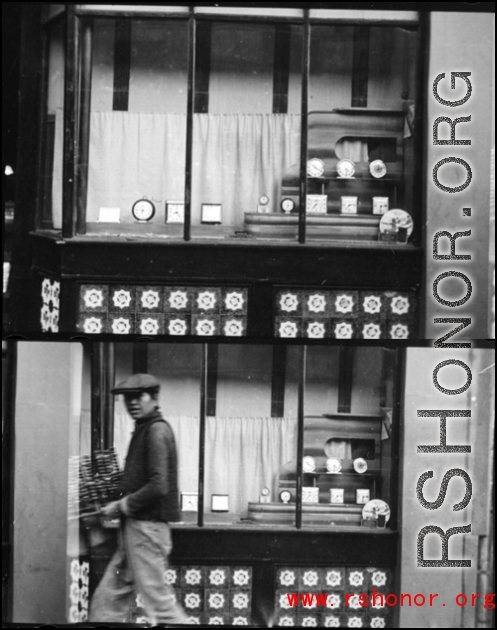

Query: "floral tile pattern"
left=67, top=557, right=90, bottom=624
left=77, top=286, right=248, bottom=336
left=40, top=277, right=60, bottom=333
left=275, top=289, right=417, bottom=339
left=274, top=567, right=394, bottom=628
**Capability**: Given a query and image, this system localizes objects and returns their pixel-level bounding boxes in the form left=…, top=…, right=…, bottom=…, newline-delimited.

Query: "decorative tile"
left=78, top=315, right=107, bottom=334
left=347, top=569, right=366, bottom=589
left=346, top=614, right=366, bottom=628
left=230, top=591, right=251, bottom=613
left=360, top=321, right=386, bottom=340
left=305, top=320, right=329, bottom=339
left=298, top=614, right=320, bottom=627
left=222, top=317, right=246, bottom=337
left=165, top=287, right=191, bottom=312
left=193, top=288, right=222, bottom=314
left=206, top=590, right=229, bottom=613
left=324, top=568, right=345, bottom=589
left=386, top=293, right=412, bottom=317
left=298, top=568, right=322, bottom=590
left=206, top=614, right=228, bottom=625
left=276, top=568, right=298, bottom=589
left=137, top=314, right=164, bottom=336
left=186, top=615, right=202, bottom=625
left=192, top=315, right=220, bottom=337
left=181, top=590, right=204, bottom=612
left=165, top=315, right=190, bottom=336
left=276, top=291, right=302, bottom=316
left=360, top=293, right=386, bottom=318
left=276, top=592, right=294, bottom=611
left=275, top=318, right=301, bottom=338
left=303, top=292, right=330, bottom=318
left=326, top=592, right=343, bottom=611
left=230, top=567, right=252, bottom=589
left=346, top=593, right=364, bottom=611
left=109, top=315, right=135, bottom=335
left=164, top=567, right=180, bottom=587
left=80, top=285, right=108, bottom=313
left=332, top=320, right=356, bottom=340
left=207, top=567, right=229, bottom=588
left=231, top=616, right=250, bottom=626
left=366, top=568, right=391, bottom=590
left=109, top=286, right=135, bottom=313
left=223, top=289, right=248, bottom=314
left=331, top=292, right=358, bottom=317
left=181, top=566, right=205, bottom=588
left=322, top=613, right=342, bottom=627
left=41, top=278, right=61, bottom=333
left=67, top=558, right=90, bottom=624
left=370, top=615, right=388, bottom=628
left=387, top=322, right=412, bottom=340
left=136, top=286, right=163, bottom=312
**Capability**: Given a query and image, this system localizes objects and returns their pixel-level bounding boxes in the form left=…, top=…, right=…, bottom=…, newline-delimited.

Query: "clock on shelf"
left=181, top=492, right=198, bottom=512
left=132, top=198, right=155, bottom=222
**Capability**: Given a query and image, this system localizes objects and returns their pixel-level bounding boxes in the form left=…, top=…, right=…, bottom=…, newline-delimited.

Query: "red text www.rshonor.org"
left=286, top=590, right=496, bottom=610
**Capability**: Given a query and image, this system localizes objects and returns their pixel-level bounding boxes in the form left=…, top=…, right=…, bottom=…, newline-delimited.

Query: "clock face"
left=281, top=198, right=295, bottom=213
left=380, top=209, right=414, bottom=236
left=166, top=202, right=184, bottom=224
left=259, top=195, right=270, bottom=206
left=353, top=458, right=368, bottom=474
left=326, top=457, right=342, bottom=474
left=370, top=159, right=387, bottom=179
left=280, top=490, right=292, bottom=503
left=181, top=492, right=198, bottom=512
left=132, top=199, right=155, bottom=222
left=303, top=456, right=316, bottom=473
left=261, top=487, right=270, bottom=496
left=362, top=499, right=391, bottom=523
left=336, top=158, right=355, bottom=178
left=307, top=157, right=325, bottom=178
left=341, top=196, right=358, bottom=214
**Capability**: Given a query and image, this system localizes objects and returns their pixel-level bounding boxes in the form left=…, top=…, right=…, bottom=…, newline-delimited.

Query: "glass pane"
left=85, top=18, right=188, bottom=233
left=204, top=345, right=297, bottom=526
left=306, top=24, right=419, bottom=242
left=192, top=21, right=303, bottom=239
left=301, top=346, right=396, bottom=529
left=194, top=7, right=304, bottom=18
left=43, top=19, right=65, bottom=229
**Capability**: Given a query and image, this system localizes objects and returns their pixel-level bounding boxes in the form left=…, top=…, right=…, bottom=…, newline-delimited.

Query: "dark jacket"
left=119, top=409, right=180, bottom=523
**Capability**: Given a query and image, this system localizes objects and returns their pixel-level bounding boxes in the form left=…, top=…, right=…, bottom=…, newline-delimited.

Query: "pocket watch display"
left=132, top=198, right=155, bottom=222
left=369, top=159, right=387, bottom=179
left=307, top=157, right=325, bottom=178
left=280, top=198, right=295, bottom=213
left=336, top=158, right=355, bottom=178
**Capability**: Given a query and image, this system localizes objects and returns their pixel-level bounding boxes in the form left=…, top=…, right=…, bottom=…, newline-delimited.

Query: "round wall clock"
left=307, top=157, right=325, bottom=178
left=369, top=159, right=387, bottom=179
left=132, top=198, right=155, bottom=222
left=280, top=198, right=295, bottom=213
left=336, top=158, right=355, bottom=178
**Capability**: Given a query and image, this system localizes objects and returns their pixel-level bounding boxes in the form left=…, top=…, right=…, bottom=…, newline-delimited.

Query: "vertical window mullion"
left=91, top=342, right=115, bottom=457
left=298, top=11, right=310, bottom=244
left=62, top=5, right=79, bottom=239
left=295, top=345, right=306, bottom=529
left=197, top=343, right=208, bottom=526
left=76, top=18, right=93, bottom=235
left=184, top=9, right=196, bottom=241
left=35, top=27, right=49, bottom=231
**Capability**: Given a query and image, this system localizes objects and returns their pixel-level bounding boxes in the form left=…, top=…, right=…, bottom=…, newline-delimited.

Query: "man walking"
left=89, top=373, right=189, bottom=625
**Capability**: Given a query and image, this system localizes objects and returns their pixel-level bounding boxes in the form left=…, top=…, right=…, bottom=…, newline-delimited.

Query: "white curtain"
left=113, top=413, right=297, bottom=518
left=52, top=112, right=301, bottom=229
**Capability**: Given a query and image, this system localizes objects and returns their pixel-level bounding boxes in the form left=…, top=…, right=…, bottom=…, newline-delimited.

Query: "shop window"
left=74, top=343, right=400, bottom=531
left=40, top=6, right=420, bottom=244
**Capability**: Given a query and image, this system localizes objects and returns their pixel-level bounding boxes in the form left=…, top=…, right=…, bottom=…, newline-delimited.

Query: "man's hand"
left=100, top=500, right=122, bottom=517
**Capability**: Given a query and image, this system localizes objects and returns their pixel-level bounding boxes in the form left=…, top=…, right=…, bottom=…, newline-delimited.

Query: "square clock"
left=211, top=494, right=229, bottom=512
left=201, top=204, right=222, bottom=224
left=181, top=492, right=198, bottom=512
left=166, top=201, right=185, bottom=224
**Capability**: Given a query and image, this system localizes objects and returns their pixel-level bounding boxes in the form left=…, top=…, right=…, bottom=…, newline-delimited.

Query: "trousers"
left=89, top=518, right=189, bottom=625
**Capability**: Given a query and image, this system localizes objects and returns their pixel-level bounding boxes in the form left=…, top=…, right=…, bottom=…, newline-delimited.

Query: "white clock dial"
left=281, top=198, right=295, bottom=213
left=279, top=490, right=292, bottom=503
left=259, top=195, right=270, bottom=206
left=307, top=157, right=325, bottom=178
left=132, top=199, right=155, bottom=222
left=336, top=158, right=355, bottom=178
left=369, top=159, right=387, bottom=179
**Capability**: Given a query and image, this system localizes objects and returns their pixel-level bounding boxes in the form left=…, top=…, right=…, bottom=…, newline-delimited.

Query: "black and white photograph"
left=2, top=2, right=495, bottom=629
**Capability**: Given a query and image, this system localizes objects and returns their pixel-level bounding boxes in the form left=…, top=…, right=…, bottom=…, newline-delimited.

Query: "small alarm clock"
left=336, top=158, right=355, bottom=178
left=307, top=157, right=325, bottom=178
left=259, top=195, right=270, bottom=206
left=281, top=198, right=295, bottom=214
left=132, top=198, right=155, bottom=222
left=260, top=487, right=271, bottom=503
left=369, top=159, right=387, bottom=179
left=303, top=456, right=316, bottom=473
left=279, top=490, right=292, bottom=504
left=353, top=458, right=368, bottom=474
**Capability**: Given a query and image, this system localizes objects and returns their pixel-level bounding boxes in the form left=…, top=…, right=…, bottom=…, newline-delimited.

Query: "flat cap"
left=111, top=373, right=160, bottom=394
